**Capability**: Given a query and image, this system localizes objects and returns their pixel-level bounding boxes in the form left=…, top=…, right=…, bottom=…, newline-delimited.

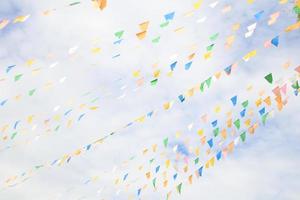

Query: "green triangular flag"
left=205, top=77, right=212, bottom=88
left=55, top=125, right=60, bottom=131
left=152, top=178, right=156, bottom=188
left=213, top=128, right=219, bottom=137
left=262, top=113, right=268, bottom=125
left=293, top=5, right=300, bottom=15
left=177, top=183, right=182, bottom=194
left=160, top=21, right=169, bottom=28
left=163, top=137, right=168, bottom=148
left=264, top=73, right=273, bottom=84
left=206, top=44, right=214, bottom=51
left=114, top=30, right=124, bottom=39
left=152, top=36, right=160, bottom=43
left=149, top=158, right=155, bottom=163
left=14, top=74, right=23, bottom=81
left=292, top=80, right=299, bottom=89
left=69, top=1, right=81, bottom=6
left=28, top=89, right=36, bottom=96
left=90, top=97, right=99, bottom=103
left=35, top=165, right=44, bottom=170
left=199, top=82, right=205, bottom=92
left=240, top=131, right=246, bottom=142
left=194, top=157, right=199, bottom=164
left=242, top=100, right=249, bottom=108
left=210, top=33, right=219, bottom=41
left=129, top=156, right=135, bottom=160
left=234, top=119, right=240, bottom=129
left=151, top=79, right=158, bottom=86
left=11, top=132, right=18, bottom=139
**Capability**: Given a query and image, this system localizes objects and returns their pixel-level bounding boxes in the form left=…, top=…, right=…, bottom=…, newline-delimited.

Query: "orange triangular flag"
left=188, top=175, right=193, bottom=184
left=136, top=31, right=147, bottom=40
left=227, top=141, right=234, bottom=153
left=97, top=0, right=107, bottom=10
left=221, top=128, right=227, bottom=139
left=264, top=96, right=271, bottom=106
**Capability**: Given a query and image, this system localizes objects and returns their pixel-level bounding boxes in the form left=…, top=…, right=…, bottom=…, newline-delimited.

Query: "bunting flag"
left=1, top=1, right=299, bottom=199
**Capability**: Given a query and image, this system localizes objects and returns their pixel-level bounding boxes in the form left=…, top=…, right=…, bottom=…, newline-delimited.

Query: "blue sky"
left=0, top=0, right=299, bottom=199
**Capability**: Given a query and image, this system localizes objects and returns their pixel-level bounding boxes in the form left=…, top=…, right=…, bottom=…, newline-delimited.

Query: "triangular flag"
left=197, top=166, right=203, bottom=176
left=136, top=31, right=147, bottom=40
left=206, top=44, right=214, bottom=51
left=224, top=65, right=232, bottom=75
left=231, top=95, right=237, bottom=106
left=163, top=138, right=168, bottom=147
left=234, top=119, right=240, bottom=129
left=207, top=139, right=213, bottom=148
left=139, top=21, right=149, bottom=31
left=271, top=36, right=279, bottom=47
left=97, top=0, right=107, bottom=10
left=28, top=89, right=36, bottom=96
left=216, top=151, right=222, bottom=160
left=210, top=33, right=219, bottom=41
left=242, top=100, right=249, bottom=108
left=240, top=131, right=246, bottom=142
left=177, top=183, right=182, bottom=194
left=213, top=128, right=219, bottom=137
left=178, top=95, right=185, bottom=102
left=14, top=74, right=23, bottom=81
left=152, top=36, right=160, bottom=43
left=264, top=73, right=273, bottom=84
left=254, top=10, right=264, bottom=20
left=240, top=109, right=246, bottom=117
left=185, top=61, right=192, bottom=70
left=150, top=79, right=158, bottom=86
left=170, top=61, right=177, bottom=71
left=205, top=77, right=212, bottom=88
left=199, top=82, right=205, bottom=92
left=152, top=178, right=156, bottom=188
left=114, top=30, right=124, bottom=39
left=164, top=12, right=175, bottom=21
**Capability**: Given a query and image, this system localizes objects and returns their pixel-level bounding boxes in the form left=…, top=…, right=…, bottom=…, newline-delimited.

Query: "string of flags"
left=1, top=0, right=300, bottom=199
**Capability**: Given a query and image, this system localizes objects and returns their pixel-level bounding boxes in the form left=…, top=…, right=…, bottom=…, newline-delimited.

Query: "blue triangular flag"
left=178, top=95, right=185, bottom=102
left=14, top=121, right=20, bottom=129
left=254, top=10, right=264, bottom=20
left=216, top=151, right=222, bottom=160
left=155, top=165, right=160, bottom=173
left=113, top=39, right=123, bottom=45
left=271, top=36, right=279, bottom=47
left=123, top=173, right=129, bottom=181
left=185, top=61, right=192, bottom=70
left=173, top=173, right=178, bottom=180
left=224, top=65, right=232, bottom=75
left=137, top=188, right=142, bottom=196
left=147, top=111, right=154, bottom=117
left=259, top=107, right=265, bottom=116
left=6, top=65, right=16, bottom=73
left=231, top=96, right=237, bottom=106
left=198, top=166, right=203, bottom=176
left=207, top=139, right=213, bottom=148
left=170, top=61, right=177, bottom=71
left=0, top=99, right=8, bottom=106
left=240, top=109, right=246, bottom=118
left=64, top=109, right=72, bottom=116
left=164, top=12, right=175, bottom=21
left=211, top=120, right=218, bottom=127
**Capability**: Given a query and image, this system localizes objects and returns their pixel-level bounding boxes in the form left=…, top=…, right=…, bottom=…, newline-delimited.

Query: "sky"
left=0, top=0, right=300, bottom=199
